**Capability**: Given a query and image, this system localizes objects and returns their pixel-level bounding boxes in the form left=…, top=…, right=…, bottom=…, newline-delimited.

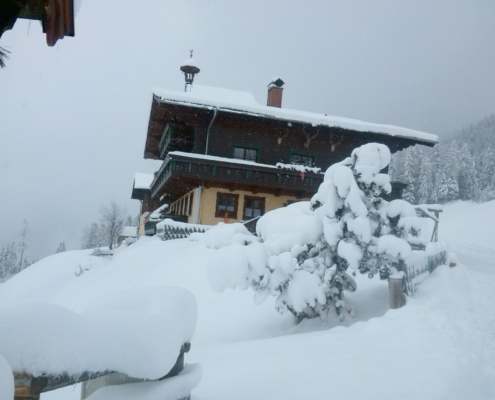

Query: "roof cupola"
left=180, top=50, right=200, bottom=92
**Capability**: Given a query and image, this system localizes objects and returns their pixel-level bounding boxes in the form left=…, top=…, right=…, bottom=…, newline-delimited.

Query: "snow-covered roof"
left=169, top=85, right=258, bottom=107
left=134, top=173, right=154, bottom=190
left=153, top=85, right=438, bottom=145
left=120, top=226, right=137, bottom=237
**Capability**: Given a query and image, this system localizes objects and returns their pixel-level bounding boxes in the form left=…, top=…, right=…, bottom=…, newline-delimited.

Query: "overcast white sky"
left=1, top=0, right=495, bottom=259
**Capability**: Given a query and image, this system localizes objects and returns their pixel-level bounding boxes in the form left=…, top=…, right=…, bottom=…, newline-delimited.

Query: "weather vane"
left=190, top=49, right=193, bottom=58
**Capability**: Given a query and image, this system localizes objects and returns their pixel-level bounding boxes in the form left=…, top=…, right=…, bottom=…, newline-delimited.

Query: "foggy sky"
left=1, top=0, right=495, bottom=259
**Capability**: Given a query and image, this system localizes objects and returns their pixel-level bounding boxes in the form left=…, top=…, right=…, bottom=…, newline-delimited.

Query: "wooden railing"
left=159, top=127, right=173, bottom=159
left=150, top=154, right=324, bottom=199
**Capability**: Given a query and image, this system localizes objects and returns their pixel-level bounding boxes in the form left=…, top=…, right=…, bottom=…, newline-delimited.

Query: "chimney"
left=267, top=77, right=285, bottom=108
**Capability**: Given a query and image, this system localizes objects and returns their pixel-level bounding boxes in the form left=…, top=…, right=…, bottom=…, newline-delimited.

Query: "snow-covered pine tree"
left=207, top=143, right=422, bottom=321
left=56, top=242, right=66, bottom=253
left=478, top=148, right=495, bottom=201
left=417, top=149, right=434, bottom=204
left=17, top=220, right=29, bottom=271
left=4, top=242, right=19, bottom=278
left=80, top=225, right=91, bottom=249
left=0, top=247, right=7, bottom=281
left=401, top=146, right=424, bottom=204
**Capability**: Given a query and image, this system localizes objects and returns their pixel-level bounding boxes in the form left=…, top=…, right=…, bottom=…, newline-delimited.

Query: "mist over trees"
left=81, top=201, right=139, bottom=250
left=390, top=114, right=495, bottom=204
left=0, top=220, right=34, bottom=282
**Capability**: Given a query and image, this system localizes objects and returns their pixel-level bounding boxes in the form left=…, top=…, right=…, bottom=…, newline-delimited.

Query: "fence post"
left=389, top=277, right=405, bottom=309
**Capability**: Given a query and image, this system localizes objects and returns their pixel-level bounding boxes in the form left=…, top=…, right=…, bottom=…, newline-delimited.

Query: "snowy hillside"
left=1, top=201, right=494, bottom=399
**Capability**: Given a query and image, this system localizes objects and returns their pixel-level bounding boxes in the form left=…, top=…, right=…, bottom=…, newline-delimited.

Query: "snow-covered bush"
left=207, top=143, right=423, bottom=321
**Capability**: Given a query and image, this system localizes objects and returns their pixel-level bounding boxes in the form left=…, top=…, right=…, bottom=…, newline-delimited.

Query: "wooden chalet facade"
left=133, top=69, right=437, bottom=233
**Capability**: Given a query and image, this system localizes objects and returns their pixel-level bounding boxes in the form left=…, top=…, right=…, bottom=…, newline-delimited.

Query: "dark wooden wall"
left=146, top=99, right=429, bottom=171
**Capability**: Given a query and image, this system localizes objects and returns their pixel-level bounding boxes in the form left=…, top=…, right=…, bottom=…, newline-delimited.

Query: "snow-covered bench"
left=0, top=287, right=201, bottom=400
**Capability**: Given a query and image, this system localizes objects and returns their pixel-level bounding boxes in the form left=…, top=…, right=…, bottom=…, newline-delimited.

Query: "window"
left=290, top=152, right=314, bottom=167
left=215, top=193, right=239, bottom=219
left=243, top=196, right=265, bottom=219
left=233, top=146, right=258, bottom=162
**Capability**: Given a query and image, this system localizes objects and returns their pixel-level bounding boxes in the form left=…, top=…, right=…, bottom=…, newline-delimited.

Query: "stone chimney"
left=267, top=77, right=285, bottom=108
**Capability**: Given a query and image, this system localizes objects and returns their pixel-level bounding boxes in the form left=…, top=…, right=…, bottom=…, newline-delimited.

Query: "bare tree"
left=99, top=201, right=126, bottom=250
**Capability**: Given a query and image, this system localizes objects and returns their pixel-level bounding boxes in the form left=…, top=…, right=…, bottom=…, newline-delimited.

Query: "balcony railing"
left=150, top=153, right=324, bottom=199
left=158, top=126, right=173, bottom=159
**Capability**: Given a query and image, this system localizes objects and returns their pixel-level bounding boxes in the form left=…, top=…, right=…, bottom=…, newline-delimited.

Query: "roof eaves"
left=154, top=95, right=438, bottom=147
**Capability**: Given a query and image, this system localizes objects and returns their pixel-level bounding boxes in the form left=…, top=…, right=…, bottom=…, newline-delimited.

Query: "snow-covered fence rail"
left=156, top=220, right=211, bottom=241
left=389, top=243, right=447, bottom=308
left=403, top=244, right=447, bottom=296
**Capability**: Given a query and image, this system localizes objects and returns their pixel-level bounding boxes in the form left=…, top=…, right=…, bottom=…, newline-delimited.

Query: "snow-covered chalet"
left=132, top=57, right=438, bottom=235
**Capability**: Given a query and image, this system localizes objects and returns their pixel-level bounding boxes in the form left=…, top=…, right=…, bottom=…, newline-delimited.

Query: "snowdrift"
left=1, top=200, right=494, bottom=399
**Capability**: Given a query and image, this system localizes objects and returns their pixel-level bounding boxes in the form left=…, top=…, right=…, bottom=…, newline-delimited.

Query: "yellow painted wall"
left=138, top=212, right=149, bottom=236
left=197, top=187, right=310, bottom=226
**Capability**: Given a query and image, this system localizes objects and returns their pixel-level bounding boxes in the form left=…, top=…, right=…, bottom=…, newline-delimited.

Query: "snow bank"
left=0, top=287, right=196, bottom=380
left=86, top=363, right=202, bottom=400
left=193, top=264, right=494, bottom=400
left=191, top=223, right=252, bottom=249
left=0, top=355, right=14, bottom=400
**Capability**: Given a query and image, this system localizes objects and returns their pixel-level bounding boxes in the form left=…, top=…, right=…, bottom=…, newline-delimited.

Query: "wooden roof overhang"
left=144, top=95, right=437, bottom=160
left=150, top=153, right=324, bottom=203
left=131, top=186, right=149, bottom=201
left=0, top=0, right=74, bottom=46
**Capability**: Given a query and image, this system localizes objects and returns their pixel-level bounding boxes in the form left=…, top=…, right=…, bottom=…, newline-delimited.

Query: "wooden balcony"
left=158, top=124, right=195, bottom=159
left=150, top=152, right=324, bottom=201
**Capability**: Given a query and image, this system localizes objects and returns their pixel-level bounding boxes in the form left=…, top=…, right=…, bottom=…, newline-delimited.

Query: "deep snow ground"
left=1, top=201, right=493, bottom=399
left=439, top=201, right=495, bottom=388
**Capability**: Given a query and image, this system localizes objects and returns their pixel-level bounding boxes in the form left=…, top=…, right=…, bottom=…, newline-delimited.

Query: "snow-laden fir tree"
left=206, top=143, right=422, bottom=321
left=17, top=220, right=29, bottom=271
left=56, top=242, right=66, bottom=253
left=81, top=222, right=107, bottom=249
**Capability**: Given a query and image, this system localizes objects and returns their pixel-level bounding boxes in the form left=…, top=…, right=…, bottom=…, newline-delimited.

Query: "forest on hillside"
left=390, top=114, right=495, bottom=205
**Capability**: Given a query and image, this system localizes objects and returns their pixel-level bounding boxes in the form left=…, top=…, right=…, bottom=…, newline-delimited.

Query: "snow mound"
left=256, top=202, right=321, bottom=254
left=0, top=287, right=196, bottom=379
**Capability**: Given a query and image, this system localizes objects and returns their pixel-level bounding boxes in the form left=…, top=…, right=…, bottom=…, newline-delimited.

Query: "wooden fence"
left=389, top=243, right=448, bottom=309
